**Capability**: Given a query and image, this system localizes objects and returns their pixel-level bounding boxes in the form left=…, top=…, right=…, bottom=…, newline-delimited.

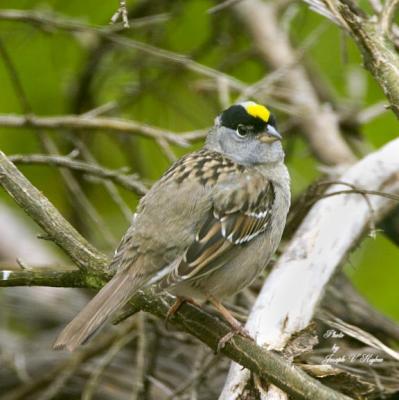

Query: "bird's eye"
left=236, top=124, right=249, bottom=137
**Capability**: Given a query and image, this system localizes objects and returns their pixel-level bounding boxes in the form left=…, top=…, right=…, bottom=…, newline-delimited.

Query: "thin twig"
left=0, top=38, right=31, bottom=114
left=82, top=330, right=138, bottom=400
left=2, top=322, right=136, bottom=400
left=355, top=101, right=388, bottom=123
left=70, top=104, right=138, bottom=220
left=130, top=313, right=147, bottom=400
left=0, top=9, right=246, bottom=92
left=0, top=38, right=116, bottom=246
left=305, top=0, right=399, bottom=118
left=155, top=137, right=178, bottom=163
left=317, top=188, right=399, bottom=202
left=167, top=350, right=218, bottom=400
left=10, top=154, right=148, bottom=195
left=314, top=180, right=382, bottom=234
left=0, top=114, right=189, bottom=146
left=380, top=0, right=399, bottom=36
left=207, top=0, right=244, bottom=14
left=0, top=9, right=169, bottom=31
left=69, top=136, right=134, bottom=221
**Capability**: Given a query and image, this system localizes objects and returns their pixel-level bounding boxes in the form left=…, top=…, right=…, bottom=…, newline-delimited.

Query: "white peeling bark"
left=219, top=138, right=399, bottom=400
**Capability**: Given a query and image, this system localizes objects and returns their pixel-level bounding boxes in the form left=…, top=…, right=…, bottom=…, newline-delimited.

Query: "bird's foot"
left=207, top=296, right=253, bottom=352
left=217, top=324, right=252, bottom=353
left=165, top=296, right=197, bottom=328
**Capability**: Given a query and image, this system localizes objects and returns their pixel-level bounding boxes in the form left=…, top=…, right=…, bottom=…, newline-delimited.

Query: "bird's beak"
left=258, top=125, right=282, bottom=143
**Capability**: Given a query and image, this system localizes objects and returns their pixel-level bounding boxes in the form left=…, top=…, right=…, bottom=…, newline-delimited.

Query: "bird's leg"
left=208, top=296, right=252, bottom=352
left=165, top=296, right=197, bottom=328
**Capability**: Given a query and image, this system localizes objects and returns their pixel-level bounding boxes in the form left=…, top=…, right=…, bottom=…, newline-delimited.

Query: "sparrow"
left=54, top=101, right=291, bottom=351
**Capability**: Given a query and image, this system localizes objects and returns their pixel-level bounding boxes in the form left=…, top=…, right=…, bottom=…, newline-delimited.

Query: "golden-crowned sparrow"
left=54, top=101, right=291, bottom=351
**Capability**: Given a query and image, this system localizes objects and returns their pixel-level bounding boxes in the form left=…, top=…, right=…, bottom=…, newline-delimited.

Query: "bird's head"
left=206, top=101, right=284, bottom=165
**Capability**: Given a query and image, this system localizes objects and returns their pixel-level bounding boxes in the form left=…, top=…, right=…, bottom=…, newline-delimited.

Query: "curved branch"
left=0, top=9, right=246, bottom=93
left=9, top=154, right=148, bottom=195
left=340, top=7, right=399, bottom=118
left=0, top=151, right=109, bottom=275
left=137, top=289, right=351, bottom=400
left=0, top=266, right=351, bottom=400
left=303, top=0, right=399, bottom=118
left=0, top=114, right=189, bottom=147
left=0, top=151, right=350, bottom=400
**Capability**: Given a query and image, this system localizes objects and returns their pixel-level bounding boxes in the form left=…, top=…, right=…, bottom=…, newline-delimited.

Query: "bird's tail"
left=53, top=266, right=145, bottom=351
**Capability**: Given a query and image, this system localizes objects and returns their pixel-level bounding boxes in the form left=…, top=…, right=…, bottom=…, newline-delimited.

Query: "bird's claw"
left=216, top=326, right=252, bottom=353
left=165, top=297, right=198, bottom=329
left=165, top=297, right=186, bottom=329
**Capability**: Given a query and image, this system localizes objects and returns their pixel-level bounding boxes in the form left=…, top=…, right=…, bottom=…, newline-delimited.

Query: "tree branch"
left=304, top=0, right=399, bottom=118
left=0, top=9, right=246, bottom=92
left=0, top=151, right=350, bottom=400
left=0, top=268, right=86, bottom=288
left=9, top=154, right=148, bottom=196
left=0, top=151, right=109, bottom=275
left=136, top=290, right=352, bottom=400
left=0, top=38, right=117, bottom=247
left=380, top=0, right=399, bottom=36
left=339, top=5, right=399, bottom=118
left=0, top=114, right=189, bottom=147
left=2, top=320, right=137, bottom=400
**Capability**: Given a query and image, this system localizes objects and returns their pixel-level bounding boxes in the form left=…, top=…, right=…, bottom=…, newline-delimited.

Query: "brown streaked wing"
left=164, top=179, right=275, bottom=286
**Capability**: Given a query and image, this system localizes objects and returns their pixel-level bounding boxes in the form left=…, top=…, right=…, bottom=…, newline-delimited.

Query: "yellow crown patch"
left=245, top=103, right=270, bottom=123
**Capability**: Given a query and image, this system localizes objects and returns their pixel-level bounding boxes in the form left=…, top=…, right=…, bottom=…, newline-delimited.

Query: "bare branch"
left=81, top=330, right=138, bottom=400
left=0, top=268, right=86, bottom=288
left=0, top=114, right=189, bottom=147
left=339, top=6, right=399, bottom=118
left=0, top=151, right=109, bottom=275
left=0, top=152, right=350, bottom=400
left=70, top=136, right=134, bottom=222
left=131, top=290, right=352, bottom=400
left=2, top=320, right=137, bottom=400
left=9, top=154, right=148, bottom=196
left=0, top=9, right=246, bottom=92
left=207, top=0, right=244, bottom=14
left=304, top=0, right=399, bottom=118
left=0, top=37, right=116, bottom=246
left=380, top=0, right=399, bottom=36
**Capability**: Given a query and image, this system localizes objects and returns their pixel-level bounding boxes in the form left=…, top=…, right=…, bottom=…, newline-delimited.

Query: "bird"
left=53, top=101, right=291, bottom=351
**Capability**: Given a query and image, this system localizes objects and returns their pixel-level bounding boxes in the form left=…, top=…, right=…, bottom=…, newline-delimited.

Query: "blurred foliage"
left=0, top=0, right=398, bottom=325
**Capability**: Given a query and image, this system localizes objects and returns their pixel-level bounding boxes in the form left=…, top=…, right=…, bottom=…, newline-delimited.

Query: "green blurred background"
left=0, top=0, right=398, bottom=321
